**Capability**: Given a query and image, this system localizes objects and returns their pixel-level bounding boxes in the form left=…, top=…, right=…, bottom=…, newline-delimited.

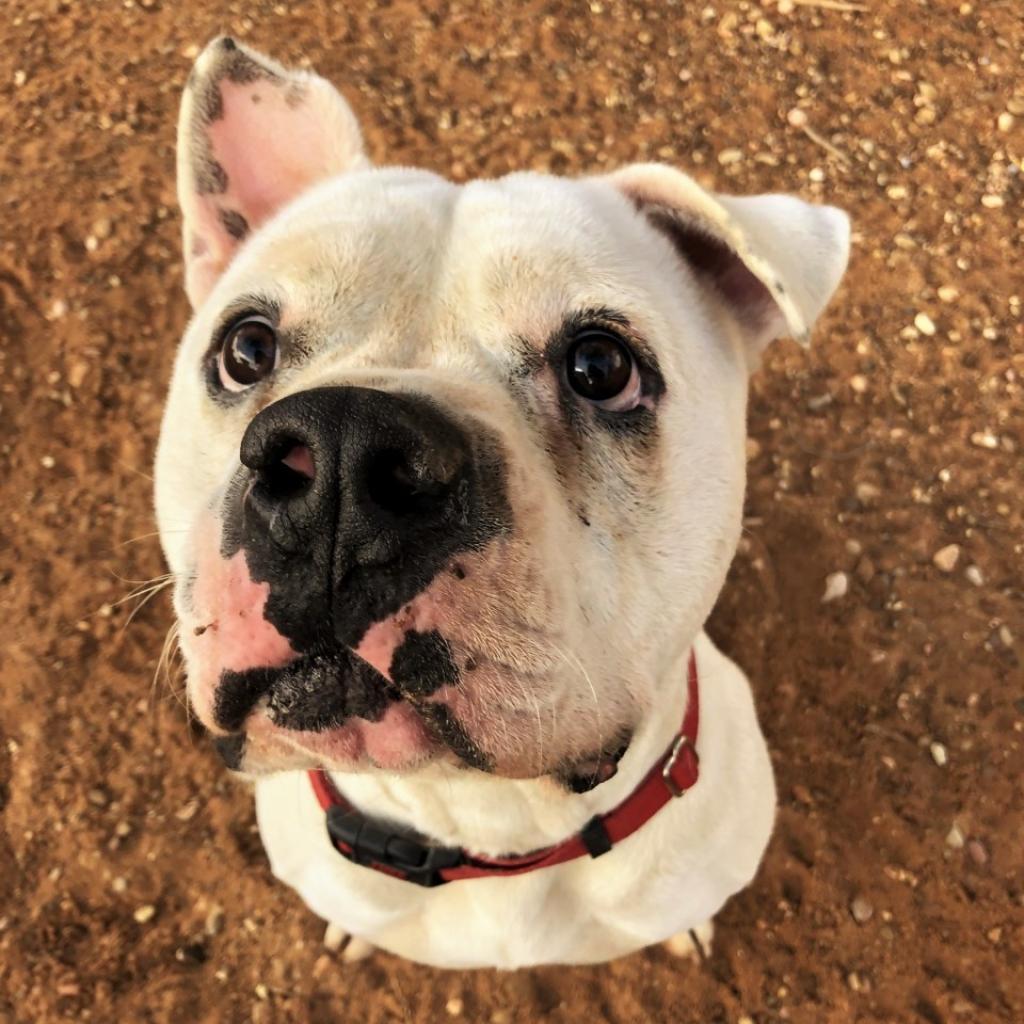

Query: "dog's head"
left=156, top=39, right=849, bottom=784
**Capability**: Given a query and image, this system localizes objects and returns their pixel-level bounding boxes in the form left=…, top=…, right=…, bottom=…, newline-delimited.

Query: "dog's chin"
left=209, top=700, right=447, bottom=776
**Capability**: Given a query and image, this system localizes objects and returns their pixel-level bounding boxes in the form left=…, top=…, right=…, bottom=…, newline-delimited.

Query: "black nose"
left=233, top=386, right=507, bottom=649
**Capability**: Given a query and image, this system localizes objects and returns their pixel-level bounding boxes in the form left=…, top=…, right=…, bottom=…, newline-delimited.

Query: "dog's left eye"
left=565, top=331, right=641, bottom=411
left=218, top=316, right=279, bottom=391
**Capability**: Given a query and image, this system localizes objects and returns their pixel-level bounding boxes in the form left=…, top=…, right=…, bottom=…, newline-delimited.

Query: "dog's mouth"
left=213, top=642, right=402, bottom=734
left=204, top=640, right=491, bottom=775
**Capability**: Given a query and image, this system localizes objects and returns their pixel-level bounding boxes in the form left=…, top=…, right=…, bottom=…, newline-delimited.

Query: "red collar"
left=308, top=651, right=700, bottom=887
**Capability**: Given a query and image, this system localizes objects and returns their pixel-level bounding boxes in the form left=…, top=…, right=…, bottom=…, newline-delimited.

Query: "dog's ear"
left=606, top=164, right=849, bottom=362
left=177, top=37, right=368, bottom=307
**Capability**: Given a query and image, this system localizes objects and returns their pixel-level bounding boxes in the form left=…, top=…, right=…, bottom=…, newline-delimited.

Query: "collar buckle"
left=326, top=806, right=464, bottom=887
left=662, top=734, right=698, bottom=798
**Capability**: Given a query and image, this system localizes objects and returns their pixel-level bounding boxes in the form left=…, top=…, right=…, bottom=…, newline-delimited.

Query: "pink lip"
left=247, top=699, right=438, bottom=770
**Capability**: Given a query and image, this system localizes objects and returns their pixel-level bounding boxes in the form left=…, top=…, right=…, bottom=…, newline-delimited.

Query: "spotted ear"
left=177, top=37, right=369, bottom=308
left=607, top=163, right=850, bottom=361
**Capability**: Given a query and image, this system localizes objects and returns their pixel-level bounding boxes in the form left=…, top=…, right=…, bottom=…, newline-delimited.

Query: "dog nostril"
left=365, top=448, right=458, bottom=518
left=257, top=442, right=315, bottom=502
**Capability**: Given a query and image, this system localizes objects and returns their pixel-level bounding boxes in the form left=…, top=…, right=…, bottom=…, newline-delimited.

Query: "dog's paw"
left=323, top=922, right=375, bottom=963
left=664, top=920, right=714, bottom=961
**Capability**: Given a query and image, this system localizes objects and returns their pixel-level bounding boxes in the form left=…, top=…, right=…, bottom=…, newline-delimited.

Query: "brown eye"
left=219, top=317, right=278, bottom=390
left=566, top=331, right=636, bottom=403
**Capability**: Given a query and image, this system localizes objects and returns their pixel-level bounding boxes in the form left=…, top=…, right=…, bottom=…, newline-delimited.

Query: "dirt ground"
left=0, top=0, right=1021, bottom=1021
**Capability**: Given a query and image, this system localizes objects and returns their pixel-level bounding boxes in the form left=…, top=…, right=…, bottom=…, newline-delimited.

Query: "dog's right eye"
left=218, top=316, right=279, bottom=391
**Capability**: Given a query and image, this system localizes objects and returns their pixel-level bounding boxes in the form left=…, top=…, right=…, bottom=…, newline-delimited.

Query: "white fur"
left=156, top=39, right=849, bottom=969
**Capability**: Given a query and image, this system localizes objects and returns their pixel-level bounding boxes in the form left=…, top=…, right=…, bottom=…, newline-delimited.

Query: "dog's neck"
left=326, top=643, right=697, bottom=858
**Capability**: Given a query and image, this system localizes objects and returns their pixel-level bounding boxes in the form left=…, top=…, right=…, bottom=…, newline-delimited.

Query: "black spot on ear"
left=223, top=46, right=281, bottom=86
left=578, top=511, right=591, bottom=527
left=195, top=157, right=228, bottom=196
left=218, top=208, right=250, bottom=241
left=451, top=564, right=467, bottom=580
left=390, top=630, right=459, bottom=698
left=220, top=36, right=238, bottom=51
left=212, top=733, right=246, bottom=770
left=418, top=703, right=492, bottom=772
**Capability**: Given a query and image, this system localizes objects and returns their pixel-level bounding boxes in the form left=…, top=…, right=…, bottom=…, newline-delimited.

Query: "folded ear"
left=177, top=37, right=369, bottom=307
left=606, top=163, right=850, bottom=360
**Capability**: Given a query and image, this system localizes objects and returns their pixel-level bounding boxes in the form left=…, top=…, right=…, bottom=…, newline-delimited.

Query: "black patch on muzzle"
left=214, top=645, right=399, bottom=734
left=417, top=703, right=493, bottom=773
left=390, top=629, right=459, bottom=697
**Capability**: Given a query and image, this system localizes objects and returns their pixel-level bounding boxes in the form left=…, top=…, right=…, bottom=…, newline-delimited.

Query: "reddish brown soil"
left=1, top=1, right=1021, bottom=1022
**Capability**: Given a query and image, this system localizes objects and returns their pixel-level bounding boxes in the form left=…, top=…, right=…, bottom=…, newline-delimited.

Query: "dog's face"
left=156, top=39, right=848, bottom=783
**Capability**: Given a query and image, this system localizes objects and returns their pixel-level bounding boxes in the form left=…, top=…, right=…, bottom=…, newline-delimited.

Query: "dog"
left=155, top=37, right=849, bottom=969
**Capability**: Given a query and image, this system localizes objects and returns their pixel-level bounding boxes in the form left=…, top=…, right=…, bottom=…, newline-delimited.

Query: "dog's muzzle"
left=224, top=383, right=508, bottom=670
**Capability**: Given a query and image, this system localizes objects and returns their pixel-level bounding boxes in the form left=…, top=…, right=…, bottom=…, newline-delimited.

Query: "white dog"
left=155, top=38, right=849, bottom=969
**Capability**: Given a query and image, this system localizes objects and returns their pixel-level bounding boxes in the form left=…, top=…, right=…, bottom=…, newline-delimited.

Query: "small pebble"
left=913, top=312, right=936, bottom=336
left=718, top=148, right=743, bottom=165
left=40, top=455, right=56, bottom=469
left=68, top=361, right=89, bottom=388
left=822, top=571, right=849, bottom=603
left=946, top=824, right=965, bottom=849
left=446, top=997, right=465, bottom=1016
left=175, top=800, right=199, bottom=821
left=937, top=285, right=959, bottom=302
left=46, top=298, right=68, bottom=320
left=490, top=1012, right=511, bottom=1024
left=205, top=906, right=225, bottom=936
left=112, top=876, right=127, bottom=893
left=932, top=544, right=960, bottom=572
left=970, top=430, right=999, bottom=449
left=254, top=983, right=269, bottom=1000
left=987, top=926, right=1002, bottom=944
left=965, top=565, right=984, bottom=586
left=792, top=784, right=814, bottom=805
left=981, top=194, right=1004, bottom=209
left=850, top=896, right=874, bottom=924
left=850, top=374, right=869, bottom=393
left=967, top=839, right=988, bottom=866
left=14, top=70, right=27, bottom=87
left=133, top=904, right=156, bottom=924
left=929, top=742, right=948, bottom=767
